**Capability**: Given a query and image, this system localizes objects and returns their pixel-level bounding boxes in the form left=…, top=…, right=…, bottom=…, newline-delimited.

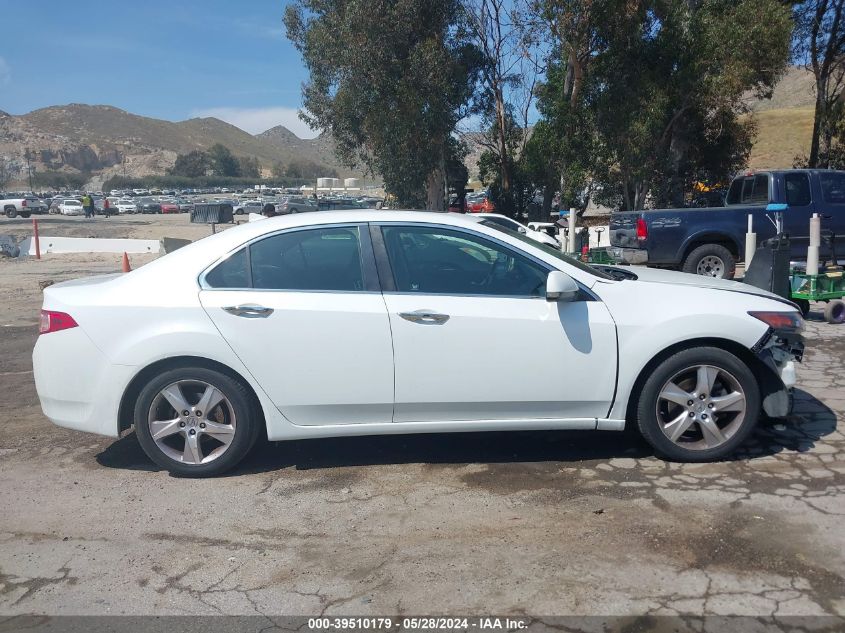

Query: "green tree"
left=794, top=0, right=845, bottom=167
left=596, top=0, right=791, bottom=209
left=238, top=156, right=261, bottom=179
left=462, top=0, right=540, bottom=214
left=285, top=0, right=479, bottom=208
left=170, top=150, right=211, bottom=178
left=208, top=144, right=241, bottom=177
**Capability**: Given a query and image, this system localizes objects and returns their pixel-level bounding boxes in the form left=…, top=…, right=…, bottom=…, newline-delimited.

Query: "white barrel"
left=807, top=213, right=821, bottom=274
left=745, top=233, right=757, bottom=268
left=745, top=214, right=757, bottom=267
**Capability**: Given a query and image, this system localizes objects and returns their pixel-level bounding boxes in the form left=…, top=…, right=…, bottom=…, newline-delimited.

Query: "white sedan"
left=474, top=213, right=561, bottom=248
left=58, top=199, right=84, bottom=216
left=116, top=199, right=137, bottom=214
left=33, top=211, right=804, bottom=476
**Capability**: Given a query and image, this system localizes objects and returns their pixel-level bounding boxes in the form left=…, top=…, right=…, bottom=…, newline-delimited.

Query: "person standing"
left=262, top=203, right=277, bottom=218
left=81, top=193, right=92, bottom=218
left=103, top=197, right=111, bottom=217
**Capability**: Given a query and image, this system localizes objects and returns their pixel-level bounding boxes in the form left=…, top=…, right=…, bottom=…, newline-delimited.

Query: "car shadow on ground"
left=95, top=388, right=838, bottom=477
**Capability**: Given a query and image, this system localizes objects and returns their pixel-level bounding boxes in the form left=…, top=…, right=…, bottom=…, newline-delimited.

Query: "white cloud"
left=0, top=57, right=10, bottom=85
left=191, top=106, right=319, bottom=139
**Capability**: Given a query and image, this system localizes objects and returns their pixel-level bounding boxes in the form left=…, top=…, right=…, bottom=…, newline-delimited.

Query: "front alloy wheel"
left=636, top=347, right=761, bottom=461
left=134, top=366, right=259, bottom=476
left=656, top=365, right=746, bottom=450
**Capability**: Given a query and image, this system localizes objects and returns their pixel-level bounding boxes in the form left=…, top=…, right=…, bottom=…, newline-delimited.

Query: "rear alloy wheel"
left=636, top=347, right=760, bottom=461
left=134, top=367, right=260, bottom=476
left=682, top=244, right=736, bottom=279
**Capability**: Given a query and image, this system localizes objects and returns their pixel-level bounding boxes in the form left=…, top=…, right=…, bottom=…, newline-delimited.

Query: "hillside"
left=0, top=104, right=359, bottom=188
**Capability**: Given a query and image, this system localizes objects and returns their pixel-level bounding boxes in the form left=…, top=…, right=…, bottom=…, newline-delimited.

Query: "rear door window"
left=820, top=172, right=845, bottom=204
left=250, top=226, right=364, bottom=291
left=785, top=173, right=812, bottom=206
left=726, top=174, right=770, bottom=204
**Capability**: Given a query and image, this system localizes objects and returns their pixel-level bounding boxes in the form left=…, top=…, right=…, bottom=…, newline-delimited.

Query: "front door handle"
left=222, top=304, right=274, bottom=318
left=398, top=310, right=450, bottom=324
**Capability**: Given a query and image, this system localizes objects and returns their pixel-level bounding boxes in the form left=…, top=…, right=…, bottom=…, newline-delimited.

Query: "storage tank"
left=331, top=178, right=342, bottom=189
left=344, top=178, right=360, bottom=189
left=317, top=177, right=333, bottom=188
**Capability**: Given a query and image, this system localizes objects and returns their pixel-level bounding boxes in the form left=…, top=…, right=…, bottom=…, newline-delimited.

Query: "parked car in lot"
left=116, top=199, right=137, bottom=214
left=279, top=196, right=318, bottom=214
left=610, top=169, right=845, bottom=278
left=467, top=194, right=495, bottom=213
left=234, top=201, right=265, bottom=215
left=2, top=195, right=48, bottom=218
left=475, top=213, right=561, bottom=248
left=57, top=199, right=84, bottom=216
left=136, top=198, right=162, bottom=214
left=33, top=211, right=804, bottom=476
left=160, top=201, right=180, bottom=214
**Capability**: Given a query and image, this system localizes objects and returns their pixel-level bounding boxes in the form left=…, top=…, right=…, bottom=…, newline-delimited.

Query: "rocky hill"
left=0, top=104, right=357, bottom=188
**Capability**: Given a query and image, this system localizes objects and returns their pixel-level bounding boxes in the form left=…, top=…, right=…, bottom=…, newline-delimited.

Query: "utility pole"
left=24, top=148, right=33, bottom=192
left=122, top=145, right=127, bottom=180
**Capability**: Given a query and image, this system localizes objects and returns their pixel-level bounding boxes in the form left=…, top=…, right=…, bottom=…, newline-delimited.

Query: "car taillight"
left=39, top=310, right=78, bottom=335
left=22, top=199, right=27, bottom=207
left=636, top=218, right=648, bottom=240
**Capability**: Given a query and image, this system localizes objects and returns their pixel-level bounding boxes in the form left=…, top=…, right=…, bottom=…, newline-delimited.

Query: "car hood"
left=602, top=265, right=795, bottom=305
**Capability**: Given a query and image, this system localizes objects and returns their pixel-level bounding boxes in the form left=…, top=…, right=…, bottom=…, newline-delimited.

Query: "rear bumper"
left=33, top=328, right=135, bottom=437
left=610, top=247, right=649, bottom=265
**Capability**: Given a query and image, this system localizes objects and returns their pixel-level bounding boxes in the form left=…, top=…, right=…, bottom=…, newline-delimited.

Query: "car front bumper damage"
left=753, top=326, right=804, bottom=418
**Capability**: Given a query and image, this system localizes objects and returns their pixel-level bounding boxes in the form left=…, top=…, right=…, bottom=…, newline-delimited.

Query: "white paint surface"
left=21, top=236, right=161, bottom=256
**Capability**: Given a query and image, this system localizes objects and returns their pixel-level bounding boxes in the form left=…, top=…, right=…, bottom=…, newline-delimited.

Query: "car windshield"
left=480, top=220, right=614, bottom=280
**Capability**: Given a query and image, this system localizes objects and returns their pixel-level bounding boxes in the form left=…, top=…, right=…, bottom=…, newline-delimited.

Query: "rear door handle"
left=398, top=310, right=450, bottom=324
left=222, top=304, right=274, bottom=318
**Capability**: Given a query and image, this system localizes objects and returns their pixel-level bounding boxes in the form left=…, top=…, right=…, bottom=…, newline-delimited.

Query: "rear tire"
left=682, top=243, right=736, bottom=279
left=134, top=366, right=261, bottom=477
left=824, top=300, right=845, bottom=324
left=636, top=346, right=760, bottom=462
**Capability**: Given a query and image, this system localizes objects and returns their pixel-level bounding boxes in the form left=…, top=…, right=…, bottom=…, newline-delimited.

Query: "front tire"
left=5, top=207, right=17, bottom=219
left=636, top=347, right=761, bottom=462
left=682, top=243, right=736, bottom=279
left=134, top=366, right=261, bottom=476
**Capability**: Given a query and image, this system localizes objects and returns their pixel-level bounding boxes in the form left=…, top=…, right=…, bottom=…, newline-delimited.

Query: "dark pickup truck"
left=610, top=170, right=845, bottom=278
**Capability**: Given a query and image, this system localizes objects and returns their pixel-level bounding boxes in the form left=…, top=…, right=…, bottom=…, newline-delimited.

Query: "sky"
left=0, top=0, right=319, bottom=138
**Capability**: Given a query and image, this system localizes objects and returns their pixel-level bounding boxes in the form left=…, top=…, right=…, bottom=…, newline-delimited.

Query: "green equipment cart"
left=790, top=270, right=845, bottom=324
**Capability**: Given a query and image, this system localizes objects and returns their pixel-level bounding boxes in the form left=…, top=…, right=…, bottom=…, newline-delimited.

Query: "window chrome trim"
left=198, top=222, right=375, bottom=291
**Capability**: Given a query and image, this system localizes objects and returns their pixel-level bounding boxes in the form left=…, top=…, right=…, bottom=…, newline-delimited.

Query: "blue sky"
left=0, top=0, right=320, bottom=137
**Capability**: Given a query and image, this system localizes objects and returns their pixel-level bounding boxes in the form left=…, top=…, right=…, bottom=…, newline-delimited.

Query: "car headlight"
left=748, top=311, right=804, bottom=333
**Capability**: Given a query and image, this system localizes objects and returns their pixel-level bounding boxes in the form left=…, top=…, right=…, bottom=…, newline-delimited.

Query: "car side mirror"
left=518, top=226, right=527, bottom=234
left=546, top=271, right=579, bottom=302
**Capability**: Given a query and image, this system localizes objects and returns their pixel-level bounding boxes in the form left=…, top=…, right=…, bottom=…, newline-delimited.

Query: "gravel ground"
left=0, top=214, right=843, bottom=620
